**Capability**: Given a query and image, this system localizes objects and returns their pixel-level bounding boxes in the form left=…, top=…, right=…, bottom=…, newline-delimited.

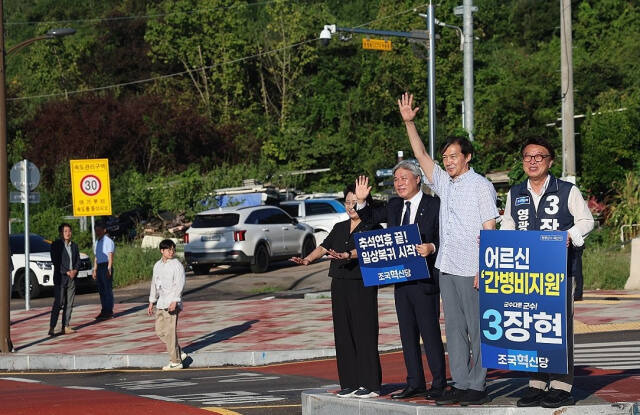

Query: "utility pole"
left=427, top=2, right=436, bottom=158
left=455, top=0, right=477, bottom=141
left=0, top=1, right=13, bottom=353
left=560, top=0, right=576, bottom=181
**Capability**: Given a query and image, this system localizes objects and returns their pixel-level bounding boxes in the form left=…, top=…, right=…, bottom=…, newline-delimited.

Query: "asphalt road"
left=2, top=365, right=336, bottom=415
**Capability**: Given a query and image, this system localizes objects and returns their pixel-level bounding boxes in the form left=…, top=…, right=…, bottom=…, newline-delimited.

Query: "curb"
left=0, top=345, right=403, bottom=371
left=301, top=390, right=640, bottom=415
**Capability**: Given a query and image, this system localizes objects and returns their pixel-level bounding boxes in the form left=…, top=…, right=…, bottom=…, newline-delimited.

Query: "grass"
left=111, top=243, right=164, bottom=288
left=583, top=236, right=631, bottom=290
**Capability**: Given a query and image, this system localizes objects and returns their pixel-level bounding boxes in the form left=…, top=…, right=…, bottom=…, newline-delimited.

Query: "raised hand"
left=355, top=175, right=371, bottom=203
left=398, top=92, right=420, bottom=122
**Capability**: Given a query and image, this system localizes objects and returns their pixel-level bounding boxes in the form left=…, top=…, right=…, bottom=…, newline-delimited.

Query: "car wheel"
left=191, top=264, right=211, bottom=275
left=250, top=244, right=270, bottom=273
left=301, top=237, right=316, bottom=258
left=15, top=271, right=41, bottom=299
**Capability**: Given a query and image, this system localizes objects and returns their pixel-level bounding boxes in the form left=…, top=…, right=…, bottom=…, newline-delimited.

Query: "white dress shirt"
left=149, top=258, right=185, bottom=309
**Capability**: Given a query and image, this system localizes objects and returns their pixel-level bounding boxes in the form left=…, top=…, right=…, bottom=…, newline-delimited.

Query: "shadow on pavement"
left=184, top=319, right=259, bottom=353
left=10, top=310, right=49, bottom=326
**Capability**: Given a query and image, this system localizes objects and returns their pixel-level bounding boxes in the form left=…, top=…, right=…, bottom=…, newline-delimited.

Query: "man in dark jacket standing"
left=355, top=160, right=446, bottom=400
left=49, top=223, right=80, bottom=336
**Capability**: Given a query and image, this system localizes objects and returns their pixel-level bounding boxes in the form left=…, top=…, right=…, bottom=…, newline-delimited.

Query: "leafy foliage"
left=2, top=0, right=639, bottom=223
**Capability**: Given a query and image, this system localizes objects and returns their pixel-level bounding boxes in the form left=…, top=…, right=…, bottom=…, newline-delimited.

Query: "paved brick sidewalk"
left=3, top=290, right=640, bottom=369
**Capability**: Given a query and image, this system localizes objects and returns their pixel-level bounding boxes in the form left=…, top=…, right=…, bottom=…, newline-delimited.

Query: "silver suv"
left=184, top=205, right=316, bottom=274
left=279, top=199, right=349, bottom=246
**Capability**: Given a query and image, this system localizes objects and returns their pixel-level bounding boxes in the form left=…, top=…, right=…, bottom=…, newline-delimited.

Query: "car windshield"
left=191, top=214, right=240, bottom=228
left=9, top=234, right=52, bottom=254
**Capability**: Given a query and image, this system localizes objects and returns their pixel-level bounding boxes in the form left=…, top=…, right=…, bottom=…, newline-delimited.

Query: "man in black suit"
left=355, top=160, right=446, bottom=400
left=49, top=223, right=80, bottom=336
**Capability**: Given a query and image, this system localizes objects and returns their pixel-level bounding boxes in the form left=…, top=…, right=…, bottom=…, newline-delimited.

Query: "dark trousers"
left=530, top=277, right=575, bottom=391
left=96, top=263, right=114, bottom=315
left=331, top=278, right=382, bottom=391
left=572, top=247, right=584, bottom=300
left=50, top=275, right=76, bottom=328
left=394, top=279, right=447, bottom=390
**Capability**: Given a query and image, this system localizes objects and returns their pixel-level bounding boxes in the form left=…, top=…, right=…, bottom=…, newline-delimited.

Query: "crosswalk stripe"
left=574, top=341, right=640, bottom=369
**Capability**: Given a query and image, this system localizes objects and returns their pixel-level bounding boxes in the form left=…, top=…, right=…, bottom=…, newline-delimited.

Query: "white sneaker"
left=162, top=362, right=183, bottom=370
left=353, top=387, right=379, bottom=399
left=181, top=351, right=188, bottom=361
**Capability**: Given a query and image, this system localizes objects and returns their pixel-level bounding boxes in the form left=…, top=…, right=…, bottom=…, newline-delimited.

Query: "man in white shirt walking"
left=148, top=239, right=187, bottom=370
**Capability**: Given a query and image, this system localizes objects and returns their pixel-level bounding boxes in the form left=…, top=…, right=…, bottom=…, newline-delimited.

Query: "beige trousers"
left=155, top=309, right=181, bottom=363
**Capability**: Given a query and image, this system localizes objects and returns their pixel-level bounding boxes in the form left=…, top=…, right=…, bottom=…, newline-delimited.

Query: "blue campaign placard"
left=479, top=230, right=568, bottom=374
left=355, top=224, right=430, bottom=287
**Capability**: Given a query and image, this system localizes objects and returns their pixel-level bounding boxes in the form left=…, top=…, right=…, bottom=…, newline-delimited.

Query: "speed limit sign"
left=70, top=159, right=112, bottom=216
left=80, top=175, right=102, bottom=196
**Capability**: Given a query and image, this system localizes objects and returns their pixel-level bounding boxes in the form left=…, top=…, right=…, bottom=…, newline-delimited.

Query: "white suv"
left=184, top=205, right=316, bottom=274
left=279, top=199, right=349, bottom=246
left=10, top=234, right=93, bottom=299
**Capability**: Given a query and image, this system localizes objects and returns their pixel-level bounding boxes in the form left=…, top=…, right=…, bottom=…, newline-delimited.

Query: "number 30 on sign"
left=70, top=159, right=112, bottom=216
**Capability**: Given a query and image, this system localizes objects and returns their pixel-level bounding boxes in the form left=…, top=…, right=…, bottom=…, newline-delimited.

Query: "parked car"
left=184, top=205, right=316, bottom=274
left=10, top=234, right=93, bottom=299
left=103, top=208, right=146, bottom=241
left=279, top=199, right=349, bottom=245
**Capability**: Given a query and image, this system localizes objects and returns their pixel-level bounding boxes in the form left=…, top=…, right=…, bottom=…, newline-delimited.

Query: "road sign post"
left=9, top=159, right=41, bottom=310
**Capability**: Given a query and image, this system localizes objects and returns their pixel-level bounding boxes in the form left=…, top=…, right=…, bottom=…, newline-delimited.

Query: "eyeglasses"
left=523, top=154, right=551, bottom=163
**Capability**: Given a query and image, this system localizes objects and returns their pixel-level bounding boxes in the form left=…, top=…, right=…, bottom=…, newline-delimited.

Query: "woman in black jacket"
left=290, top=183, right=382, bottom=399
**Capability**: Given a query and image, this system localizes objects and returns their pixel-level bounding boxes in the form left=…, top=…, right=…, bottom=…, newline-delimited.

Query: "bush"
left=583, top=227, right=631, bottom=290
left=606, top=172, right=640, bottom=241
left=112, top=243, right=163, bottom=288
left=583, top=244, right=631, bottom=290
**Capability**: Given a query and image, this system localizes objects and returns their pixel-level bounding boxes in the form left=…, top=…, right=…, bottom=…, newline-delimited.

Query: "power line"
left=8, top=3, right=429, bottom=102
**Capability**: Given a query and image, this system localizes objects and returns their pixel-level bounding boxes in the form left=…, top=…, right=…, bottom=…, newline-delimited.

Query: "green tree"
left=145, top=0, right=251, bottom=120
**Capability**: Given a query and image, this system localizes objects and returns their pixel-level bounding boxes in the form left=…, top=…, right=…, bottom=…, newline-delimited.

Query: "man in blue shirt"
left=93, top=223, right=115, bottom=320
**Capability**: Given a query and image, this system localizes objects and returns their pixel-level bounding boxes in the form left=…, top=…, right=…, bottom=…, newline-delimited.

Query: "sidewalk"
left=3, top=290, right=640, bottom=412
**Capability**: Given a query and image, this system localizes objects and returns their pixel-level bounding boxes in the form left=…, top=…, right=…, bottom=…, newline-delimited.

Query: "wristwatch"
left=346, top=250, right=352, bottom=259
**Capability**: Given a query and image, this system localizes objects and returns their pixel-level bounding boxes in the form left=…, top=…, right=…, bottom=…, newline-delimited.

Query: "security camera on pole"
left=9, top=160, right=41, bottom=311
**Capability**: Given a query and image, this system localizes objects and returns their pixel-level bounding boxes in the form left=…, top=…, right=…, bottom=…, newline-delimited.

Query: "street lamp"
left=6, top=28, right=76, bottom=57
left=0, top=18, right=76, bottom=352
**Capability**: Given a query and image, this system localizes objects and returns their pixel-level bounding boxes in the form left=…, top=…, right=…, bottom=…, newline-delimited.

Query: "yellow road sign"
left=70, top=159, right=112, bottom=216
left=362, top=38, right=392, bottom=51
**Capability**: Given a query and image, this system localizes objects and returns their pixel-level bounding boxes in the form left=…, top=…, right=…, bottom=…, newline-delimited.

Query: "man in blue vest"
left=501, top=137, right=594, bottom=408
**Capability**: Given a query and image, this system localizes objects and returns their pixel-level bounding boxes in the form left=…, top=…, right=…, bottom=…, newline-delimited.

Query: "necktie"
left=401, top=201, right=411, bottom=225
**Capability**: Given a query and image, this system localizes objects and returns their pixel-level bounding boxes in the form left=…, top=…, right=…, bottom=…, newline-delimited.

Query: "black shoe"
left=425, top=387, right=444, bottom=399
left=47, top=328, right=55, bottom=336
left=353, top=387, right=379, bottom=398
left=540, top=388, right=574, bottom=408
left=517, top=387, right=547, bottom=407
left=336, top=388, right=356, bottom=398
left=391, top=386, right=426, bottom=399
left=435, top=386, right=465, bottom=405
left=459, top=389, right=490, bottom=406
